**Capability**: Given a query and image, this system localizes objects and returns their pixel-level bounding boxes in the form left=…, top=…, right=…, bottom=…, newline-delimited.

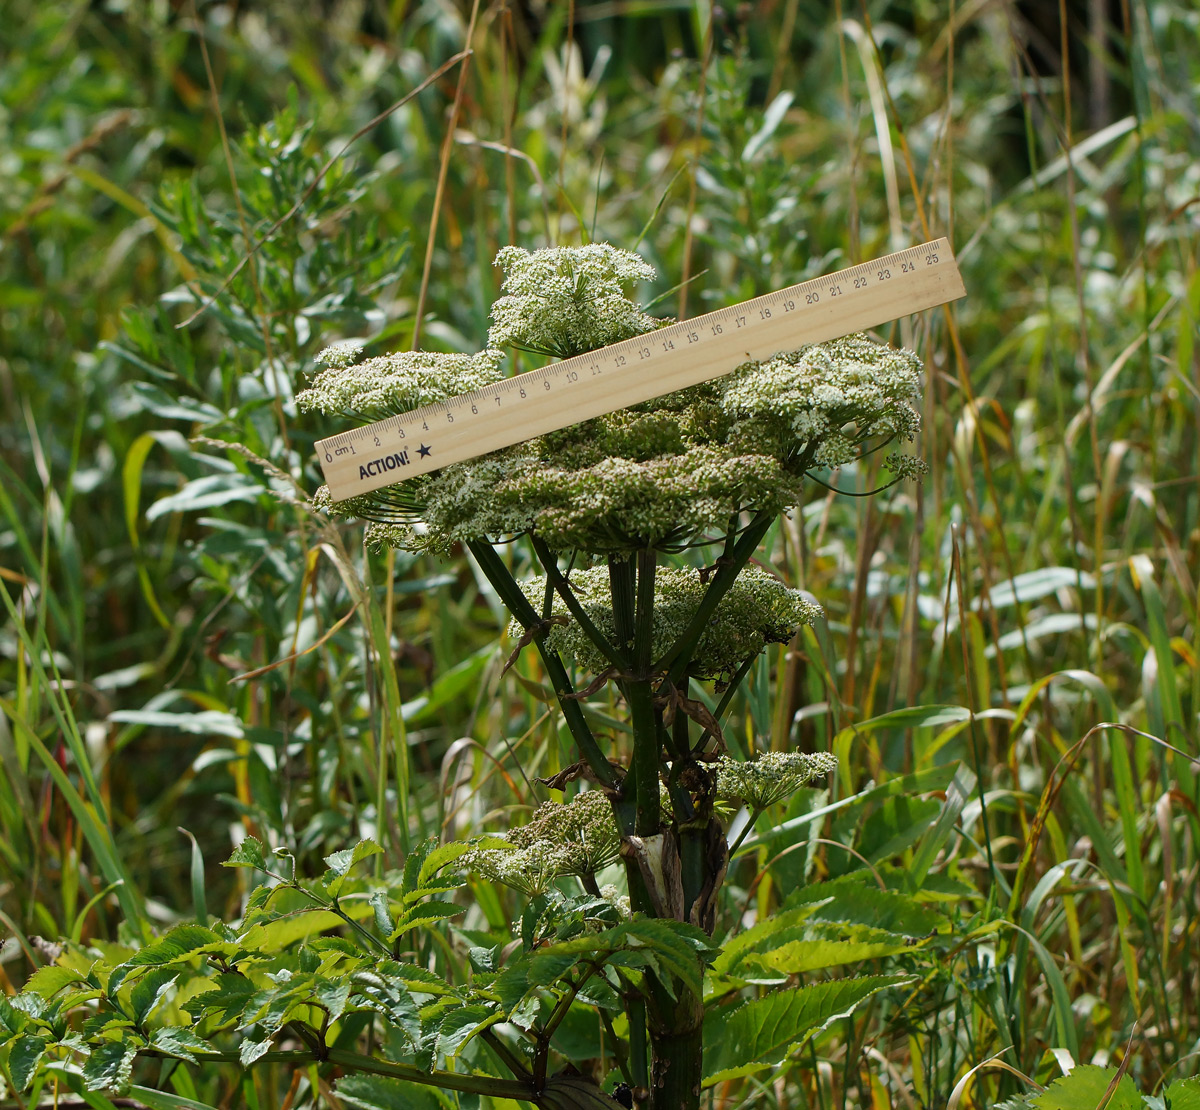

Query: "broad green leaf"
left=150, top=1026, right=213, bottom=1064
left=7, top=1033, right=48, bottom=1091
left=1031, top=1065, right=1141, bottom=1110
left=702, top=975, right=909, bottom=1085
left=370, top=890, right=396, bottom=936
left=325, top=838, right=383, bottom=878
left=0, top=995, right=26, bottom=1037
left=83, top=1041, right=137, bottom=1093
left=739, top=923, right=931, bottom=977
left=238, top=909, right=350, bottom=951
left=781, top=878, right=948, bottom=935
left=351, top=969, right=422, bottom=1046
left=222, top=836, right=267, bottom=870
left=1160, top=1076, right=1200, bottom=1109
left=131, top=968, right=178, bottom=1025
left=335, top=1074, right=451, bottom=1110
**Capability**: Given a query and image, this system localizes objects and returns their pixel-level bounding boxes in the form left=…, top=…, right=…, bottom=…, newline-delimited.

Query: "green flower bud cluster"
left=715, top=750, right=839, bottom=810
left=463, top=789, right=620, bottom=896
left=511, top=566, right=822, bottom=680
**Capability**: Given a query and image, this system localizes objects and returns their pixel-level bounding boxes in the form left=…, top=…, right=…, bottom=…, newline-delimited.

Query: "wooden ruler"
left=317, top=238, right=965, bottom=501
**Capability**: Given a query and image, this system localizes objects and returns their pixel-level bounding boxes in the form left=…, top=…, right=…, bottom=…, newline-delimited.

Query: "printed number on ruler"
left=317, top=238, right=965, bottom=501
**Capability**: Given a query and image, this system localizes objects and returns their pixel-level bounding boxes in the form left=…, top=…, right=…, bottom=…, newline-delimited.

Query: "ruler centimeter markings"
left=317, top=238, right=965, bottom=502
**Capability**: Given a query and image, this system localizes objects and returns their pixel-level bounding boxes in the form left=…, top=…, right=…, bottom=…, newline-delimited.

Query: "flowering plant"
left=298, top=243, right=922, bottom=1108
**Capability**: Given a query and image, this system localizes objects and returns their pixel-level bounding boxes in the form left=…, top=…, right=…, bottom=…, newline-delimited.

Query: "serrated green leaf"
left=240, top=1035, right=273, bottom=1066
left=83, top=1041, right=137, bottom=1093
left=82, top=1011, right=135, bottom=1038
left=1032, top=1065, right=1142, bottom=1110
left=223, top=836, right=267, bottom=870
left=388, top=901, right=464, bottom=941
left=351, top=966, right=422, bottom=1046
left=737, top=923, right=926, bottom=977
left=417, top=841, right=477, bottom=888
left=313, top=978, right=352, bottom=1023
left=22, top=965, right=89, bottom=1000
left=528, top=951, right=582, bottom=985
left=1161, top=1075, right=1200, bottom=1109
left=0, top=995, right=25, bottom=1037
left=702, top=975, right=910, bottom=1085
left=131, top=968, right=178, bottom=1026
left=785, top=878, right=948, bottom=934
left=325, top=839, right=383, bottom=896
left=7, top=1034, right=48, bottom=1091
left=124, top=925, right=223, bottom=969
left=150, top=1026, right=213, bottom=1064
left=436, top=1004, right=497, bottom=1057
left=185, top=974, right=257, bottom=1026
left=370, top=890, right=396, bottom=936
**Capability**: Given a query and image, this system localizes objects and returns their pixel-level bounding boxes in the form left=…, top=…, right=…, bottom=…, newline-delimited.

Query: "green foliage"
left=3, top=0, right=1200, bottom=1108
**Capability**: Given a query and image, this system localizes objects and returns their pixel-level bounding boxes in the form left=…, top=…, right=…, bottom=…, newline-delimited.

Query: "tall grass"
left=1, top=0, right=1198, bottom=1105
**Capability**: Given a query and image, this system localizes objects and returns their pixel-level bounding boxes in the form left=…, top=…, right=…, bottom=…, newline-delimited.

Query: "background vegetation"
left=2, top=0, right=1198, bottom=1106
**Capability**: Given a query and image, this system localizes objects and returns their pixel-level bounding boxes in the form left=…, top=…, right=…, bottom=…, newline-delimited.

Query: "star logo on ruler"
left=418, top=444, right=432, bottom=458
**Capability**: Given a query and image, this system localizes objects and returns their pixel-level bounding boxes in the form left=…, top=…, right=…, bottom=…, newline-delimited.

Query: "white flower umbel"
left=715, top=750, right=839, bottom=810
left=297, top=349, right=505, bottom=421
left=463, top=790, right=621, bottom=895
left=719, top=334, right=923, bottom=469
left=511, top=565, right=822, bottom=680
left=488, top=243, right=661, bottom=357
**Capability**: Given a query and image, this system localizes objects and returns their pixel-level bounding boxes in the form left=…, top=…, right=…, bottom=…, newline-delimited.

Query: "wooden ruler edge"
left=316, top=238, right=964, bottom=500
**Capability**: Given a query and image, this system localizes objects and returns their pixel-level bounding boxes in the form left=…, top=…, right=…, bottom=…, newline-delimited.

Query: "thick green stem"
left=648, top=1000, right=705, bottom=1110
left=632, top=548, right=660, bottom=836
left=142, top=1046, right=536, bottom=1101
left=627, top=993, right=649, bottom=1093
left=530, top=534, right=630, bottom=671
left=608, top=553, right=637, bottom=649
left=468, top=540, right=619, bottom=790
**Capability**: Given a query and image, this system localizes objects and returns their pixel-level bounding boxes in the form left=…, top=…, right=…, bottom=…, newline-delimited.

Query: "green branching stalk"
left=657, top=510, right=775, bottom=681
left=531, top=534, right=631, bottom=671
left=468, top=539, right=620, bottom=792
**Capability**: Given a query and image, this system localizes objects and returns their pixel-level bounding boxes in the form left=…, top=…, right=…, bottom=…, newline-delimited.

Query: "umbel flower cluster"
left=465, top=751, right=838, bottom=896
left=515, top=565, right=821, bottom=680
left=463, top=790, right=620, bottom=897
left=301, top=244, right=924, bottom=553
